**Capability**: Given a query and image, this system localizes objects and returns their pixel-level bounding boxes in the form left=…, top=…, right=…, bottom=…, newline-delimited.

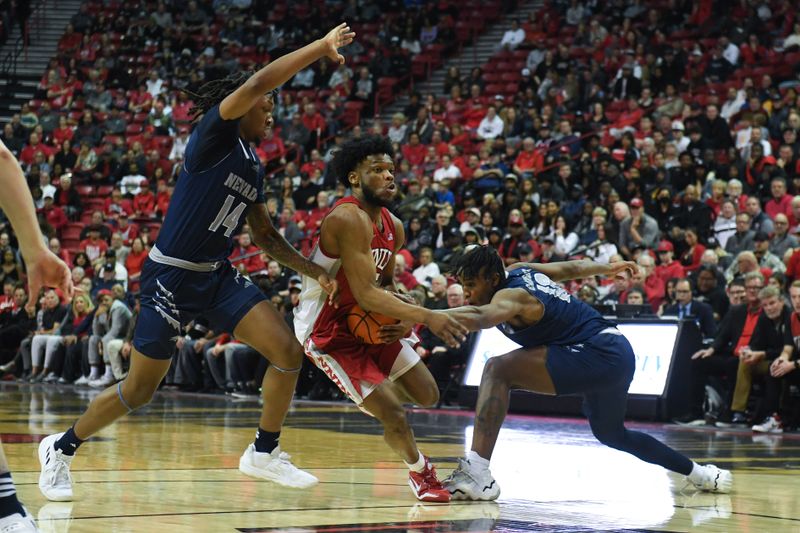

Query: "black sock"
left=254, top=427, right=280, bottom=453
left=55, top=426, right=84, bottom=456
left=0, top=472, right=25, bottom=518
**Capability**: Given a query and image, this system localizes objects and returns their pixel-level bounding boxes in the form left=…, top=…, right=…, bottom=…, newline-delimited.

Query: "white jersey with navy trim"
left=154, top=104, right=265, bottom=264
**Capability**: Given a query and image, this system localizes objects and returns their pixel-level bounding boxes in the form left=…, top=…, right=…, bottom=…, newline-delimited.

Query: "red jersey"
left=294, top=196, right=396, bottom=348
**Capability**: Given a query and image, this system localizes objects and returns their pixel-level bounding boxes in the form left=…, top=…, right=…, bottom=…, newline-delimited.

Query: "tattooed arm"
left=246, top=203, right=337, bottom=299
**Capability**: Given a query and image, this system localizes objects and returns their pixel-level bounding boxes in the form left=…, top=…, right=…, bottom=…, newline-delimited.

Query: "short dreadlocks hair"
left=330, top=135, right=394, bottom=188
left=185, top=71, right=279, bottom=122
left=453, top=245, right=506, bottom=282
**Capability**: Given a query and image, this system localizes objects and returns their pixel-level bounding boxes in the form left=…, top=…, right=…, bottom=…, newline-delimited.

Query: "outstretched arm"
left=0, top=140, right=72, bottom=305
left=508, top=258, right=637, bottom=282
left=443, top=288, right=531, bottom=332
left=220, top=23, right=355, bottom=120
left=246, top=203, right=337, bottom=300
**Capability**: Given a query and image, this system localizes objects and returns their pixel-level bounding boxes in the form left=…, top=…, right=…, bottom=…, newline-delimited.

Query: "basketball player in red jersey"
left=294, top=136, right=468, bottom=502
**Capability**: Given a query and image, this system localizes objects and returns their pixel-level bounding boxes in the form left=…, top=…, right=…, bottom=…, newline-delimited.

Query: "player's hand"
left=426, top=311, right=468, bottom=349
left=691, top=347, right=713, bottom=360
left=606, top=260, right=637, bottom=279
left=322, top=23, right=356, bottom=65
left=24, top=247, right=73, bottom=315
left=770, top=358, right=793, bottom=377
left=377, top=321, right=413, bottom=343
left=317, top=273, right=340, bottom=307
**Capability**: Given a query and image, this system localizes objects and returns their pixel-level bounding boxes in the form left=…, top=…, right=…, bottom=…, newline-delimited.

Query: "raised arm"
left=329, top=206, right=467, bottom=347
left=219, top=24, right=355, bottom=120
left=508, top=258, right=637, bottom=282
left=246, top=203, right=337, bottom=299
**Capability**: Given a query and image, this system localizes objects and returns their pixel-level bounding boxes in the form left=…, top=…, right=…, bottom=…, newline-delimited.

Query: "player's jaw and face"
left=352, top=154, right=396, bottom=208
left=459, top=269, right=500, bottom=306
left=239, top=94, right=274, bottom=143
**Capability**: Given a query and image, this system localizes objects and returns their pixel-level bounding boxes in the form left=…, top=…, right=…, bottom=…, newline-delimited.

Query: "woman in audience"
left=125, top=237, right=148, bottom=293
left=0, top=249, right=23, bottom=286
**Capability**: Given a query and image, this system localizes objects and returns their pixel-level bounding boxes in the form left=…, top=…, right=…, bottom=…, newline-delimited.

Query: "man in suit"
left=675, top=272, right=765, bottom=426
left=613, top=64, right=642, bottom=100
left=664, top=279, right=717, bottom=338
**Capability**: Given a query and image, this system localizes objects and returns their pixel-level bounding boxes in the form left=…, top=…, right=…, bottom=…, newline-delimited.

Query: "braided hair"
left=185, top=70, right=279, bottom=122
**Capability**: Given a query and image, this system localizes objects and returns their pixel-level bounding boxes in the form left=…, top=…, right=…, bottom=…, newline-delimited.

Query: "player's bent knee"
left=483, top=356, right=510, bottom=381
left=265, top=341, right=304, bottom=372
left=590, top=423, right=626, bottom=450
left=118, top=380, right=157, bottom=410
left=415, top=383, right=439, bottom=408
left=374, top=402, right=408, bottom=429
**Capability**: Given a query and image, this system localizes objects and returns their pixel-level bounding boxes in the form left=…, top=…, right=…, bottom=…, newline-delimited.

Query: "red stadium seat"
left=76, top=185, right=93, bottom=197
left=125, top=124, right=143, bottom=135
left=96, top=185, right=114, bottom=196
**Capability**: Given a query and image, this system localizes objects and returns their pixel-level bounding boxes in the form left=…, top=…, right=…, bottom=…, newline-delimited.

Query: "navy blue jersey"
left=497, top=266, right=616, bottom=346
left=155, top=104, right=265, bottom=263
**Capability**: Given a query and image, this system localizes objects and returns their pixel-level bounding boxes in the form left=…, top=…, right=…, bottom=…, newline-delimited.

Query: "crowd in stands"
left=1, top=0, right=800, bottom=427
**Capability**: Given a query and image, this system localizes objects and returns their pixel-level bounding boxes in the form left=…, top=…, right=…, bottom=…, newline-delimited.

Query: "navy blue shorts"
left=545, top=330, right=636, bottom=397
left=132, top=258, right=266, bottom=359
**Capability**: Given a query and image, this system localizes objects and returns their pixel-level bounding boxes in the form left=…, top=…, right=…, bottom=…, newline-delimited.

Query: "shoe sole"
left=238, top=456, right=318, bottom=489
left=38, top=435, right=73, bottom=502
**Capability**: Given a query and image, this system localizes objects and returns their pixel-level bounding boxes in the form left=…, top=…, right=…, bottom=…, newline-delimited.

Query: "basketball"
left=346, top=304, right=399, bottom=344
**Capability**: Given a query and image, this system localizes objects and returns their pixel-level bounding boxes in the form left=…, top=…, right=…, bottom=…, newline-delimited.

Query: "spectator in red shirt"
left=401, top=132, right=426, bottom=167
left=104, top=187, right=133, bottom=219
left=229, top=232, right=267, bottom=277
left=133, top=181, right=156, bottom=218
left=19, top=132, right=53, bottom=166
left=115, top=214, right=139, bottom=246
left=765, top=176, right=794, bottom=221
left=680, top=228, right=706, bottom=274
left=300, top=149, right=326, bottom=177
left=301, top=103, right=327, bottom=151
left=39, top=192, right=68, bottom=235
left=654, top=240, right=684, bottom=290
left=393, top=253, right=420, bottom=293
left=57, top=23, right=82, bottom=54
left=79, top=226, right=109, bottom=263
left=125, top=236, right=148, bottom=292
left=513, top=137, right=545, bottom=178
left=258, top=128, right=286, bottom=169
left=155, top=180, right=173, bottom=218
left=129, top=84, right=154, bottom=114
left=52, top=115, right=74, bottom=146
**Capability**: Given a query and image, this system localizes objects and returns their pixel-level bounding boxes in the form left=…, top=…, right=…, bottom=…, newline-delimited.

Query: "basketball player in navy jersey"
left=442, top=246, right=733, bottom=500
left=38, top=24, right=355, bottom=501
left=0, top=139, right=72, bottom=531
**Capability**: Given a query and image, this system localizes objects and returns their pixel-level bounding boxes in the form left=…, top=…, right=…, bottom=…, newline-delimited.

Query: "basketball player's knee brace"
left=271, top=363, right=302, bottom=374
left=117, top=382, right=151, bottom=412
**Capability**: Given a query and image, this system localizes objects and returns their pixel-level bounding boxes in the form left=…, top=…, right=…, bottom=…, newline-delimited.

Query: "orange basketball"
left=346, top=304, right=399, bottom=344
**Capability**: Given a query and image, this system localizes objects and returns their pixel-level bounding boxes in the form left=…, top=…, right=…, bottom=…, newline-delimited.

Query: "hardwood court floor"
left=1, top=383, right=798, bottom=532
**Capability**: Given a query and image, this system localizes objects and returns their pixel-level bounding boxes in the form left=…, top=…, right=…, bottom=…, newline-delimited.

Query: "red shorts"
left=304, top=332, right=420, bottom=407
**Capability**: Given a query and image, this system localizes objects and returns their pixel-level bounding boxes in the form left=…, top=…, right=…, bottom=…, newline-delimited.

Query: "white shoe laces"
left=445, top=458, right=478, bottom=485
left=48, top=452, right=73, bottom=490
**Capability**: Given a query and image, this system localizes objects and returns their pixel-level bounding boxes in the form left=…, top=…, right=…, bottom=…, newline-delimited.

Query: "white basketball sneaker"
left=238, top=444, right=318, bottom=489
left=443, top=458, right=500, bottom=501
left=690, top=464, right=733, bottom=494
left=0, top=508, right=39, bottom=533
left=37, top=434, right=74, bottom=502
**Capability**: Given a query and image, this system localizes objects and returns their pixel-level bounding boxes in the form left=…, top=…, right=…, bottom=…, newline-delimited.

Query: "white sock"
left=466, top=450, right=490, bottom=471
left=687, top=462, right=706, bottom=483
left=405, top=450, right=426, bottom=473
left=89, top=367, right=100, bottom=380
left=104, top=364, right=113, bottom=377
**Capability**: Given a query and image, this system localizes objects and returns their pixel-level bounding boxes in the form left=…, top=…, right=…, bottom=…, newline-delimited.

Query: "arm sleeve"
left=183, top=104, right=241, bottom=173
